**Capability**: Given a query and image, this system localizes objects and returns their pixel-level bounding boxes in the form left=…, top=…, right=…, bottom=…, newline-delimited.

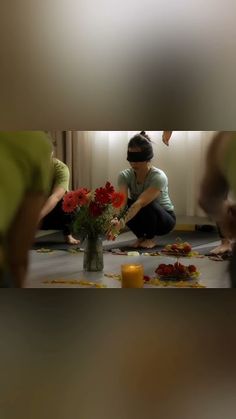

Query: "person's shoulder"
left=1, top=131, right=52, bottom=151
left=118, top=168, right=133, bottom=185
left=151, top=167, right=167, bottom=178
left=24, top=131, right=52, bottom=148
left=0, top=131, right=52, bottom=163
left=150, top=167, right=168, bottom=186
left=119, top=168, right=133, bottom=177
left=53, top=158, right=69, bottom=170
left=213, top=132, right=236, bottom=173
left=211, top=132, right=235, bottom=167
left=34, top=132, right=53, bottom=155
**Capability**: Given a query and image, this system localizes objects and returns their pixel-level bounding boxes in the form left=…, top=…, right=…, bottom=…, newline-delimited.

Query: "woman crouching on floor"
left=108, top=131, right=176, bottom=249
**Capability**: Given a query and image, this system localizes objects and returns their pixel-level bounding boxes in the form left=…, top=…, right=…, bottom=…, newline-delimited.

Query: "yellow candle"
left=121, top=264, right=144, bottom=288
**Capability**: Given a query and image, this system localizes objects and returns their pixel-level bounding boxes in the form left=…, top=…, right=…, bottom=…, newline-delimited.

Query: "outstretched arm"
left=38, top=186, right=66, bottom=222
left=39, top=160, right=70, bottom=222
left=122, top=187, right=160, bottom=225
left=6, top=193, right=46, bottom=287
left=108, top=187, right=160, bottom=238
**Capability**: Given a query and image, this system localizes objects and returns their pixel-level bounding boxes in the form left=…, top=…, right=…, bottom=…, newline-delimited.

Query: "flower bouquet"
left=62, top=182, right=125, bottom=271
left=63, top=182, right=125, bottom=240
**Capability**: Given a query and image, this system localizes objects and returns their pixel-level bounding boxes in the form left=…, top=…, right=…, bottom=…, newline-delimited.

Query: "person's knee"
left=139, top=204, right=157, bottom=219
left=156, top=217, right=176, bottom=236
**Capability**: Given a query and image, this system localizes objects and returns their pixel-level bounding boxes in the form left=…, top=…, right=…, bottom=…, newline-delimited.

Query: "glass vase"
left=83, top=236, right=104, bottom=272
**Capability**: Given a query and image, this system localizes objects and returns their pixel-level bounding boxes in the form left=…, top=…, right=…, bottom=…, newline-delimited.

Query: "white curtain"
left=52, top=131, right=216, bottom=217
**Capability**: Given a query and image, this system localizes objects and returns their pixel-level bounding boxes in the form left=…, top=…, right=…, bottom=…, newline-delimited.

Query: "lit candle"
left=121, top=264, right=144, bottom=288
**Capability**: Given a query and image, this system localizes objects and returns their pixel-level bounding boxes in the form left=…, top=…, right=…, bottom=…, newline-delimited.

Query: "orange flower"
left=111, top=192, right=125, bottom=208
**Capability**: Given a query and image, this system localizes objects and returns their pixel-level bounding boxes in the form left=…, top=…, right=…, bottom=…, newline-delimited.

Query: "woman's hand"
left=106, top=217, right=122, bottom=241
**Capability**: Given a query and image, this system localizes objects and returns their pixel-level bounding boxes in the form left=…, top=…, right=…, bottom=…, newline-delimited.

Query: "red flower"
left=95, top=187, right=111, bottom=205
left=111, top=192, right=125, bottom=208
left=188, top=265, right=197, bottom=273
left=105, top=182, right=115, bottom=194
left=89, top=202, right=104, bottom=217
left=74, top=188, right=89, bottom=206
left=163, top=266, right=173, bottom=275
left=65, top=191, right=77, bottom=201
left=62, top=192, right=78, bottom=213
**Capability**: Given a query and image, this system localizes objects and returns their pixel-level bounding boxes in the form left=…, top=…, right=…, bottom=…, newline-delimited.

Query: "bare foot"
left=65, top=235, right=80, bottom=245
left=210, top=240, right=232, bottom=255
left=129, top=238, right=144, bottom=248
left=140, top=239, right=157, bottom=249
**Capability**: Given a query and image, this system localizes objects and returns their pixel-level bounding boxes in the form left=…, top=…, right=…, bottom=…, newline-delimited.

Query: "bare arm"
left=39, top=186, right=66, bottom=221
left=118, top=184, right=129, bottom=210
left=6, top=193, right=46, bottom=287
left=123, top=187, right=160, bottom=225
left=107, top=185, right=160, bottom=239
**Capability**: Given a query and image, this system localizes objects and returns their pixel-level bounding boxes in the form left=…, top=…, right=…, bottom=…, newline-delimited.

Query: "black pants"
left=127, top=199, right=176, bottom=239
left=229, top=244, right=236, bottom=287
left=40, top=199, right=73, bottom=236
left=217, top=224, right=225, bottom=240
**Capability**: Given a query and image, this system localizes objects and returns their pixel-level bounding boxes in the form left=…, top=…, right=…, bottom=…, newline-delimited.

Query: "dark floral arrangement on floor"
left=155, top=262, right=199, bottom=281
left=62, top=182, right=125, bottom=241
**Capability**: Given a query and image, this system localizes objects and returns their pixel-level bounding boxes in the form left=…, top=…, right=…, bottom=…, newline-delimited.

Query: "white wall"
left=77, top=131, right=215, bottom=217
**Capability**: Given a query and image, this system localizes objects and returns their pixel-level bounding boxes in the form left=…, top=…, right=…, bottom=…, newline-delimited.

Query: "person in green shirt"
left=108, top=131, right=176, bottom=249
left=38, top=154, right=80, bottom=245
left=199, top=131, right=236, bottom=286
left=0, top=131, right=52, bottom=287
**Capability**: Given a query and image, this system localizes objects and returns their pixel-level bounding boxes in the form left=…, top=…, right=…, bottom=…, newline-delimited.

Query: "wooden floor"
left=27, top=231, right=230, bottom=288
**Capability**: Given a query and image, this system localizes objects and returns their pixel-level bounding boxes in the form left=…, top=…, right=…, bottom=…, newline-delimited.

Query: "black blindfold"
left=127, top=149, right=154, bottom=162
